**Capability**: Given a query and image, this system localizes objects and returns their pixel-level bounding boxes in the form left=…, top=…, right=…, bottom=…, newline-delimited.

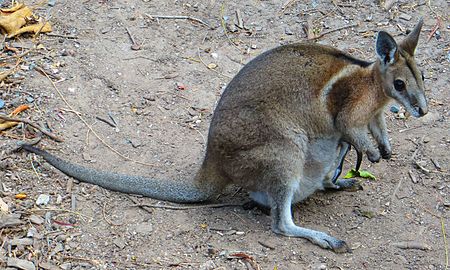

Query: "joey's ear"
left=399, top=17, right=423, bottom=56
left=376, top=31, right=398, bottom=66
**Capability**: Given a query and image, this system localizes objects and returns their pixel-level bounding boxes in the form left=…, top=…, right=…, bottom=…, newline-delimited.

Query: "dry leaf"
left=0, top=3, right=52, bottom=38
left=15, top=193, right=27, bottom=200
left=0, top=198, right=9, bottom=213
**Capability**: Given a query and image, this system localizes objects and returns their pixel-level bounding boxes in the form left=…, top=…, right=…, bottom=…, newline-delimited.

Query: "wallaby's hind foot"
left=273, top=222, right=350, bottom=253
left=269, top=182, right=350, bottom=253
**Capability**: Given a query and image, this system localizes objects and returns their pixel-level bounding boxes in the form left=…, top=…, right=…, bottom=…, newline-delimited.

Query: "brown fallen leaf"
left=0, top=3, right=52, bottom=38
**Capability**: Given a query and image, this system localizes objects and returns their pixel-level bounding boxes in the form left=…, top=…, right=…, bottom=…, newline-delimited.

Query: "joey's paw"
left=335, top=179, right=362, bottom=190
left=367, top=150, right=381, bottom=163
left=378, top=144, right=392, bottom=160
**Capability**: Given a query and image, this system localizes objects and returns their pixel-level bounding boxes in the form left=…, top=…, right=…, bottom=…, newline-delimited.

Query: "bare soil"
left=1, top=0, right=449, bottom=269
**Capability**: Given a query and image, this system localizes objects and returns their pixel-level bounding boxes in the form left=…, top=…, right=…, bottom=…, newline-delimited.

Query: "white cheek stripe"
left=321, top=65, right=361, bottom=101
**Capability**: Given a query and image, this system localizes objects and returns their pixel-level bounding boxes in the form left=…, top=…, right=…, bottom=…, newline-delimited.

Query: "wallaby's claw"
left=378, top=145, right=392, bottom=160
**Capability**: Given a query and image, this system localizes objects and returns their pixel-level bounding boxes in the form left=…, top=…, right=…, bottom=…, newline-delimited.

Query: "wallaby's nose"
left=418, top=107, right=427, bottom=116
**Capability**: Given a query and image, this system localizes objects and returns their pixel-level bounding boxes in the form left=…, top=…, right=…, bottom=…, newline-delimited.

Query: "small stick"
left=0, top=114, right=64, bottom=142
left=45, top=33, right=78, bottom=39
left=408, top=170, right=418, bottom=184
left=427, top=17, right=441, bottom=42
left=145, top=14, right=209, bottom=28
left=102, top=202, right=123, bottom=226
left=131, top=202, right=243, bottom=210
left=310, top=23, right=358, bottom=40
left=95, top=116, right=116, bottom=128
left=441, top=217, right=449, bottom=269
left=258, top=241, right=275, bottom=250
left=125, top=26, right=141, bottom=50
left=128, top=196, right=153, bottom=214
left=393, top=241, right=431, bottom=250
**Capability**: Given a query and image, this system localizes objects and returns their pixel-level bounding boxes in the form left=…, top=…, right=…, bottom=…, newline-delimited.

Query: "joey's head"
left=375, top=18, right=427, bottom=117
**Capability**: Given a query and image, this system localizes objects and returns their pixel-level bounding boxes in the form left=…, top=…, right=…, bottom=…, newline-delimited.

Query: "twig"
left=145, top=14, right=209, bottom=27
left=310, top=23, right=358, bottom=40
left=45, top=33, right=78, bottom=39
left=131, top=202, right=243, bottom=210
left=219, top=3, right=243, bottom=52
left=427, top=17, right=441, bottom=42
left=258, top=240, right=276, bottom=250
left=102, top=202, right=123, bottom=226
left=128, top=196, right=153, bottom=214
left=36, top=67, right=154, bottom=167
left=95, top=116, right=117, bottom=128
left=125, top=26, right=141, bottom=50
left=441, top=216, right=449, bottom=270
left=0, top=114, right=64, bottom=142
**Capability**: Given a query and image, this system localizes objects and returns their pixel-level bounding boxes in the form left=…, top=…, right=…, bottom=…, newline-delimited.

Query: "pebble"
left=26, top=96, right=34, bottom=103
left=7, top=257, right=35, bottom=270
left=200, top=260, right=217, bottom=270
left=399, top=13, right=412, bottom=21
left=36, top=194, right=50, bottom=206
left=10, top=237, right=34, bottom=246
left=390, top=104, right=400, bottom=113
left=134, top=222, right=153, bottom=235
left=30, top=215, right=44, bottom=225
left=418, top=111, right=440, bottom=124
left=27, top=227, right=38, bottom=238
left=211, top=52, right=218, bottom=59
left=113, top=238, right=127, bottom=249
left=285, top=26, right=294, bottom=35
left=0, top=99, right=5, bottom=109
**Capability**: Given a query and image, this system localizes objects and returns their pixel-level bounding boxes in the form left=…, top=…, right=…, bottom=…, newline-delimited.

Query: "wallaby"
left=20, top=19, right=426, bottom=253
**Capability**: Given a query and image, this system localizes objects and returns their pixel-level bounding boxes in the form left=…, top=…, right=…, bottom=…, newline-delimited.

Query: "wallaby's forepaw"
left=378, top=144, right=392, bottom=160
left=367, top=149, right=381, bottom=163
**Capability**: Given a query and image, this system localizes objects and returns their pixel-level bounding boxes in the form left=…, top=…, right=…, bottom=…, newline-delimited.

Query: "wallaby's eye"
left=394, top=79, right=405, bottom=91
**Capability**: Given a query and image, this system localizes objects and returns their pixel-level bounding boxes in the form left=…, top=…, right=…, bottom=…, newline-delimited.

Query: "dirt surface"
left=1, top=0, right=449, bottom=269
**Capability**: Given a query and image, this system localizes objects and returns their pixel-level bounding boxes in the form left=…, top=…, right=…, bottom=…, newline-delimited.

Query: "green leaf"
left=343, top=169, right=376, bottom=180
left=358, top=170, right=376, bottom=180
left=344, top=169, right=359, bottom=179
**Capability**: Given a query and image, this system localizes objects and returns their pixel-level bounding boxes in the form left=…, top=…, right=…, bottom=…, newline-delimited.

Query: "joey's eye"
left=394, top=79, right=405, bottom=91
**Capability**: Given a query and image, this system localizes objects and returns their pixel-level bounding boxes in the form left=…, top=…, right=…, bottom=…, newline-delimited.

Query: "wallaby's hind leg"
left=269, top=182, right=350, bottom=253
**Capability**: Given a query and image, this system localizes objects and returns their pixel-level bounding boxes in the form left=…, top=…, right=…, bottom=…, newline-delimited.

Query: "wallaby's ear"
left=399, top=17, right=424, bottom=56
left=376, top=31, right=398, bottom=66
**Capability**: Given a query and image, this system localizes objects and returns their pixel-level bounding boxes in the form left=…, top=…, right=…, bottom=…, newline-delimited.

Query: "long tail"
left=21, top=144, right=216, bottom=203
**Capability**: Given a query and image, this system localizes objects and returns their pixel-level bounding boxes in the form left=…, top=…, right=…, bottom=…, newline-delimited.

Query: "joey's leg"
left=369, top=112, right=391, bottom=159
left=323, top=142, right=359, bottom=190
left=269, top=182, right=349, bottom=253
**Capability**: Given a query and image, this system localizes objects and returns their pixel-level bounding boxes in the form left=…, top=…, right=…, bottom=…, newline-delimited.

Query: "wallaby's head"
left=375, top=18, right=427, bottom=117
